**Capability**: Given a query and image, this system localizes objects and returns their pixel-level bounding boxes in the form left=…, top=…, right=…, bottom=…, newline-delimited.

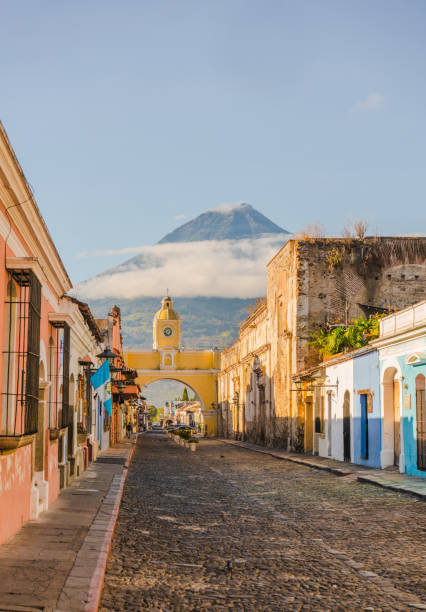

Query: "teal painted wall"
left=398, top=355, right=426, bottom=478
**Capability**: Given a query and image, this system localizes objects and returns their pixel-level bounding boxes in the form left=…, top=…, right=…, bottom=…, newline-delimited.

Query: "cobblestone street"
left=100, top=433, right=426, bottom=611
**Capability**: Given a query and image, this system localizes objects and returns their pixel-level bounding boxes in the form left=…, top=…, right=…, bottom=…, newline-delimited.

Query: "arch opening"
left=142, top=378, right=203, bottom=430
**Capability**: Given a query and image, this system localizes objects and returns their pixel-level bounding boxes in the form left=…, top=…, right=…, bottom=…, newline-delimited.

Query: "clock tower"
left=153, top=296, right=181, bottom=368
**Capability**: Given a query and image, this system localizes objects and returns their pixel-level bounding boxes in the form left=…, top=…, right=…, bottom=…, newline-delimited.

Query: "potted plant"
left=189, top=438, right=198, bottom=452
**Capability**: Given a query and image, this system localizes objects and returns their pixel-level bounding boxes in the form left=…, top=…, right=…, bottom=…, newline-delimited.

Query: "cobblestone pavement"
left=100, top=434, right=426, bottom=612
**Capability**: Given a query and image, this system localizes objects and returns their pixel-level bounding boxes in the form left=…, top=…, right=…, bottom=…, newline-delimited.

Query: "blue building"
left=296, top=300, right=426, bottom=478
left=375, top=301, right=426, bottom=477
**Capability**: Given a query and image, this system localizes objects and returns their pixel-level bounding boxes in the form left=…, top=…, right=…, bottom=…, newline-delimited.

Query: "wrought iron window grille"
left=48, top=322, right=70, bottom=440
left=1, top=270, right=41, bottom=439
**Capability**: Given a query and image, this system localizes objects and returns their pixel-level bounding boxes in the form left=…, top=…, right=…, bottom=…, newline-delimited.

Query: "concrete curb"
left=55, top=441, right=136, bottom=612
left=85, top=442, right=136, bottom=612
left=356, top=474, right=426, bottom=501
left=221, top=439, right=426, bottom=501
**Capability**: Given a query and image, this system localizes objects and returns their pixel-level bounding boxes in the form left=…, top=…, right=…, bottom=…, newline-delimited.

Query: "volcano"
left=75, top=203, right=291, bottom=349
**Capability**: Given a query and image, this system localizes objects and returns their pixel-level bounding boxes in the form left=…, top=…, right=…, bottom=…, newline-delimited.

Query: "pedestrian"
left=126, top=421, right=132, bottom=439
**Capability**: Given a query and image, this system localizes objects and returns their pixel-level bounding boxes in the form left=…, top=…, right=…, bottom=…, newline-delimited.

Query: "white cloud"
left=73, top=234, right=290, bottom=300
left=353, top=92, right=384, bottom=111
left=206, top=201, right=249, bottom=214
left=175, top=214, right=186, bottom=220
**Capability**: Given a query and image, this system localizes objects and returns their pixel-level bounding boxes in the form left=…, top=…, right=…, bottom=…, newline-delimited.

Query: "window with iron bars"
left=77, top=367, right=93, bottom=436
left=1, top=270, right=41, bottom=437
left=48, top=322, right=70, bottom=438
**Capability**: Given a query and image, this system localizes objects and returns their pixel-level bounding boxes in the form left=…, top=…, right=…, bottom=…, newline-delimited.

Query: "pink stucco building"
left=0, top=123, right=105, bottom=545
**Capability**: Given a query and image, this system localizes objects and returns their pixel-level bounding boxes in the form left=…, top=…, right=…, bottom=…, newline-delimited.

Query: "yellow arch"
left=125, top=349, right=220, bottom=435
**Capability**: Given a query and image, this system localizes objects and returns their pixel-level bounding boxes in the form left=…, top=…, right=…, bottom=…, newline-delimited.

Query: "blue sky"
left=1, top=0, right=425, bottom=283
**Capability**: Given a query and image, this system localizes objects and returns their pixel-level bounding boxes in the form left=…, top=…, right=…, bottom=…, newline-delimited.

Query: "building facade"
left=0, top=123, right=131, bottom=546
left=218, top=237, right=426, bottom=451
left=293, top=301, right=426, bottom=478
left=0, top=122, right=74, bottom=544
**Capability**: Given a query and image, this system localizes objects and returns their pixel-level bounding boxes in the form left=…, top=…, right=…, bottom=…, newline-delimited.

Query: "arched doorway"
left=382, top=367, right=401, bottom=467
left=343, top=390, right=351, bottom=462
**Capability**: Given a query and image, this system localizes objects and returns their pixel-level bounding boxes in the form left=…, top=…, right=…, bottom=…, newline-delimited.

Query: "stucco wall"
left=0, top=445, right=32, bottom=545
left=353, top=351, right=382, bottom=468
left=322, top=359, right=354, bottom=462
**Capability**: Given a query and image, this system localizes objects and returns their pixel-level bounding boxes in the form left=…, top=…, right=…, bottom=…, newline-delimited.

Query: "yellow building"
left=124, top=296, right=220, bottom=435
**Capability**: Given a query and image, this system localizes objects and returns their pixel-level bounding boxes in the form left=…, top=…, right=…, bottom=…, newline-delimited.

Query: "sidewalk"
left=0, top=439, right=136, bottom=612
left=221, top=439, right=426, bottom=500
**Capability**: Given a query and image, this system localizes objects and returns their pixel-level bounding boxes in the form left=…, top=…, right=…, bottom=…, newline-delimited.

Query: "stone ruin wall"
left=267, top=236, right=426, bottom=450
left=295, top=237, right=426, bottom=373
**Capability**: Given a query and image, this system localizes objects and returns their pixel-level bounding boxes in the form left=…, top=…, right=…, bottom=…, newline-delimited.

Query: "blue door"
left=360, top=394, right=368, bottom=460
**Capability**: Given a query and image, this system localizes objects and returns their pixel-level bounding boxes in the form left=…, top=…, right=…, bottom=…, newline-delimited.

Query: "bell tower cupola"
left=153, top=296, right=181, bottom=361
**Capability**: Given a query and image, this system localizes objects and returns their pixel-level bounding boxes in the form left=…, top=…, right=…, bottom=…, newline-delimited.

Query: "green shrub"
left=175, top=429, right=191, bottom=439
left=311, top=314, right=382, bottom=359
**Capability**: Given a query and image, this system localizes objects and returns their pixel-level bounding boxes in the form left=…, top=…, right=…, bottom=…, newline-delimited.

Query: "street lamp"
left=96, top=347, right=121, bottom=365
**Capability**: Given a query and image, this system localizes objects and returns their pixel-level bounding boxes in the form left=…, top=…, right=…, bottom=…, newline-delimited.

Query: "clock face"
left=163, top=327, right=173, bottom=337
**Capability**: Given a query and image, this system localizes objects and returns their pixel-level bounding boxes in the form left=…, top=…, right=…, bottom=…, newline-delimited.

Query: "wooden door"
left=305, top=397, right=313, bottom=453
left=416, top=375, right=426, bottom=471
